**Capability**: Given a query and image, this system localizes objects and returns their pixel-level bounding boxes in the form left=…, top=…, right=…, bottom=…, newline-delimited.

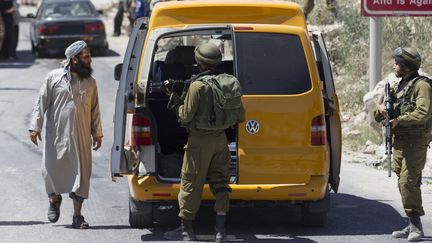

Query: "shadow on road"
left=53, top=224, right=131, bottom=230
left=140, top=193, right=410, bottom=242
left=33, top=48, right=120, bottom=59
left=0, top=221, right=47, bottom=226
left=0, top=50, right=36, bottom=69
left=0, top=49, right=120, bottom=70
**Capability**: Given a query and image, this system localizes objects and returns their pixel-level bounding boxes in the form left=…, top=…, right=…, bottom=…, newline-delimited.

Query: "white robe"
left=29, top=69, right=103, bottom=198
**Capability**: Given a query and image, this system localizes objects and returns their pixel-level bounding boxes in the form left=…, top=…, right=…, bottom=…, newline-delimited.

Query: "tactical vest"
left=392, top=75, right=432, bottom=134
left=195, top=74, right=244, bottom=130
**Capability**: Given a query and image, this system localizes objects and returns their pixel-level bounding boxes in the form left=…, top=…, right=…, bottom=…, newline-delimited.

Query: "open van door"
left=311, top=32, right=342, bottom=193
left=111, top=19, right=147, bottom=180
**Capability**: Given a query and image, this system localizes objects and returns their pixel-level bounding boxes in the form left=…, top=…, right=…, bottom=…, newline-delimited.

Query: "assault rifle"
left=148, top=70, right=212, bottom=95
left=149, top=79, right=186, bottom=94
left=384, top=82, right=394, bottom=177
left=149, top=70, right=212, bottom=110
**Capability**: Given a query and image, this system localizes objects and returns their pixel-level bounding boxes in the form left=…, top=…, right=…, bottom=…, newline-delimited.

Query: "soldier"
left=163, top=42, right=245, bottom=242
left=375, top=47, right=430, bottom=242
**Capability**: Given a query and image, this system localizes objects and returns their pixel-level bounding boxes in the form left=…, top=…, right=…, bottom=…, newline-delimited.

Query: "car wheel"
left=129, top=196, right=154, bottom=228
left=36, top=47, right=47, bottom=58
left=97, top=46, right=108, bottom=56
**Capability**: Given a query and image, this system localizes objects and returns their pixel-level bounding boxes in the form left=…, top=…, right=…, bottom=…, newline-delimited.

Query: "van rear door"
left=234, top=25, right=328, bottom=185
left=311, top=32, right=342, bottom=192
left=111, top=19, right=147, bottom=179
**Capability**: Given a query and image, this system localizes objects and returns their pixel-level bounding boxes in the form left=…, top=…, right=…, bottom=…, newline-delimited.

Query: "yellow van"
left=111, top=0, right=341, bottom=228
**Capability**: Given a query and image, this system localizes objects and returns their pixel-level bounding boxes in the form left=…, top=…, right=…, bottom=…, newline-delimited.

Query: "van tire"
left=301, top=209, right=326, bottom=227
left=301, top=186, right=330, bottom=227
left=129, top=197, right=154, bottom=228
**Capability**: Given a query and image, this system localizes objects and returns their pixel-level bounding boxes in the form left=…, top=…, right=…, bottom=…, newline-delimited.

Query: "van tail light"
left=85, top=22, right=105, bottom=33
left=131, top=115, right=151, bottom=146
left=311, top=115, right=327, bottom=146
left=37, top=24, right=60, bottom=34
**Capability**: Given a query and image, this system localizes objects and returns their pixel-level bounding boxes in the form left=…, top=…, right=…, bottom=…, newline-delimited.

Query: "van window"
left=235, top=33, right=312, bottom=95
left=149, top=35, right=234, bottom=87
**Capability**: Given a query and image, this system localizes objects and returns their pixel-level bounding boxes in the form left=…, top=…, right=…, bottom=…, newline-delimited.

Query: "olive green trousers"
left=178, top=130, right=231, bottom=220
left=393, top=134, right=429, bottom=216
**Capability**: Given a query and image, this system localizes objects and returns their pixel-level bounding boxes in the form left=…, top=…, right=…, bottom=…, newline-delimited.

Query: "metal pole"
left=369, top=17, right=383, bottom=91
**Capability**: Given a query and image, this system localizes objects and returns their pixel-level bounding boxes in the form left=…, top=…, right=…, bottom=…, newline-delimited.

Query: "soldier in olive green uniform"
left=375, top=47, right=431, bottom=242
left=164, top=42, right=245, bottom=243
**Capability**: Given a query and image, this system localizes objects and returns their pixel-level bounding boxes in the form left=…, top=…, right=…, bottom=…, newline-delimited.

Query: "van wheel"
left=301, top=208, right=326, bottom=227
left=301, top=187, right=330, bottom=227
left=129, top=197, right=154, bottom=228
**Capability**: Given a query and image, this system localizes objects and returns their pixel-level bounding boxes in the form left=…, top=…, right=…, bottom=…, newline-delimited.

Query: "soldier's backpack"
left=196, top=73, right=244, bottom=130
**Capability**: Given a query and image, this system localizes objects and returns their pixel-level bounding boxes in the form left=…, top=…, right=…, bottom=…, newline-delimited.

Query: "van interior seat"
left=149, top=49, right=235, bottom=155
left=165, top=46, right=196, bottom=65
left=221, top=60, right=234, bottom=75
left=149, top=47, right=196, bottom=155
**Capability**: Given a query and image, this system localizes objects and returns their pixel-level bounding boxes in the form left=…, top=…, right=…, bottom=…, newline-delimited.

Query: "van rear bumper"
left=128, top=175, right=328, bottom=202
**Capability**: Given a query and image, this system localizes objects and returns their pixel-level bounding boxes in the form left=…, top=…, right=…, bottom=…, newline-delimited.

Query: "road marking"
left=335, top=204, right=358, bottom=208
left=196, top=234, right=240, bottom=241
left=255, top=234, right=293, bottom=240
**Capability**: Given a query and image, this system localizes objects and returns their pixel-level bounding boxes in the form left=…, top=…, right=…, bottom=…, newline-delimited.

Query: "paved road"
left=0, top=9, right=431, bottom=243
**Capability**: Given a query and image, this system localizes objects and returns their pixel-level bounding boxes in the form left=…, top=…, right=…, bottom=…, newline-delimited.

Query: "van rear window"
left=235, top=33, right=311, bottom=95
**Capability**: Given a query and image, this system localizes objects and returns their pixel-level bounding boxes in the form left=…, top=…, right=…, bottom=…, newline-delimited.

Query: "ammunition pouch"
left=399, top=101, right=416, bottom=115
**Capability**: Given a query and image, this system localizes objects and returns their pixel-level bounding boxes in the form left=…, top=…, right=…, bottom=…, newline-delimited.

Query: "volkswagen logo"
left=245, top=120, right=259, bottom=134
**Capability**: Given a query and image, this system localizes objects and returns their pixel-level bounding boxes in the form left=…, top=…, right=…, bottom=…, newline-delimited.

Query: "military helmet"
left=393, top=47, right=421, bottom=70
left=194, top=43, right=222, bottom=67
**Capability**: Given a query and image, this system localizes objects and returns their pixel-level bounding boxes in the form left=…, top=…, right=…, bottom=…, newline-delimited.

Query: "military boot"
left=215, top=214, right=227, bottom=243
left=164, top=219, right=196, bottom=241
left=408, top=214, right=424, bottom=242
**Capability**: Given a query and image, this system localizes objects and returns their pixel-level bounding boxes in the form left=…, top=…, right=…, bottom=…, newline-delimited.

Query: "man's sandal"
left=47, top=195, right=62, bottom=223
left=72, top=215, right=89, bottom=229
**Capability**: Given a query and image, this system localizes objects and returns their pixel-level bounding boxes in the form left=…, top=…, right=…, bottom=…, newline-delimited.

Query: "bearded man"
left=29, top=40, right=103, bottom=229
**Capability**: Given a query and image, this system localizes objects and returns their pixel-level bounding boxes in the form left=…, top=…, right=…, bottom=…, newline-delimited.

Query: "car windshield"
left=42, top=2, right=95, bottom=18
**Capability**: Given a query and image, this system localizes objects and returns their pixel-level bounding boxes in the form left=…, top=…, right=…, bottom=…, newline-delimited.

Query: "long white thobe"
left=29, top=69, right=103, bottom=198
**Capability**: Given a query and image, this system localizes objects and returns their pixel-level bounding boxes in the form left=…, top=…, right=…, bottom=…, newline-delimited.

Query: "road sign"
left=361, top=0, right=432, bottom=16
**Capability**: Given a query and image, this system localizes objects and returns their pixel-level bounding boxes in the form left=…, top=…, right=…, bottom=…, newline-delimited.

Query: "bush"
left=343, top=124, right=382, bottom=151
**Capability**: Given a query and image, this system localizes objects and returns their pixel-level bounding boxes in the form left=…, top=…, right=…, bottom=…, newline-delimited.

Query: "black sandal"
left=72, top=215, right=89, bottom=229
left=47, top=195, right=62, bottom=223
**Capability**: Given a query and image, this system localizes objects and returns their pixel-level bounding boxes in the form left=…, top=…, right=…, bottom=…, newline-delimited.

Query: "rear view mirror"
left=26, top=13, right=35, bottom=18
left=114, top=63, right=123, bottom=81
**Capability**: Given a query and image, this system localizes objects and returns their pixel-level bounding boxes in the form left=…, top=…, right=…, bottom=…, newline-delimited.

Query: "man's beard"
left=71, top=58, right=93, bottom=78
left=395, top=71, right=402, bottom=78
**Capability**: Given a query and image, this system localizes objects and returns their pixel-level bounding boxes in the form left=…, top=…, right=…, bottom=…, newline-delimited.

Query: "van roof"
left=150, top=0, right=306, bottom=30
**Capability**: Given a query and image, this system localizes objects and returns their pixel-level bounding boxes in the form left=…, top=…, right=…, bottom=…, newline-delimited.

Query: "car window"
left=235, top=32, right=312, bottom=95
left=42, top=2, right=95, bottom=18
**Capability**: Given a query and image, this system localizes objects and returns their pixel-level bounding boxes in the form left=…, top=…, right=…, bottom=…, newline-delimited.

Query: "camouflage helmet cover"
left=393, top=47, right=421, bottom=70
left=194, top=42, right=222, bottom=66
